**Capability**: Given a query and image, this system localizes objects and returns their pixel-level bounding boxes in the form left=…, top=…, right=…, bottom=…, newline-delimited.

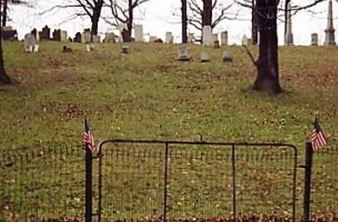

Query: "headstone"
left=212, top=33, right=218, bottom=42
left=242, top=34, right=248, bottom=46
left=220, top=31, right=228, bottom=46
left=202, top=26, right=213, bottom=46
left=149, top=36, right=157, bottom=42
left=52, top=29, right=61, bottom=41
left=222, top=51, right=233, bottom=62
left=214, top=40, right=220, bottom=49
left=247, top=38, right=253, bottom=45
left=134, top=25, right=144, bottom=42
left=82, top=29, right=91, bottom=43
left=61, top=45, right=72, bottom=53
left=178, top=45, right=190, bottom=61
left=311, top=33, right=318, bottom=46
left=31, top=28, right=38, bottom=40
left=284, top=2, right=294, bottom=46
left=200, top=51, right=210, bottom=62
left=187, top=33, right=194, bottom=43
left=86, top=44, right=94, bottom=52
left=1, top=26, right=18, bottom=40
left=103, top=32, right=115, bottom=43
left=24, top=33, right=37, bottom=53
left=40, top=25, right=51, bottom=40
left=122, top=44, right=130, bottom=54
left=92, top=35, right=101, bottom=43
left=165, top=32, right=174, bottom=43
left=324, top=0, right=336, bottom=46
left=74, top=32, right=82, bottom=42
left=60, top=31, right=68, bottom=42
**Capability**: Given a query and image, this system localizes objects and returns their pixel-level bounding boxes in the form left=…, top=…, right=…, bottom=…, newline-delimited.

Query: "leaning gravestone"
left=178, top=45, right=190, bottom=61
left=202, top=26, right=213, bottom=46
left=24, top=33, right=37, bottom=53
left=311, top=33, right=319, bottom=46
left=222, top=51, right=233, bottom=62
left=200, top=51, right=210, bottom=62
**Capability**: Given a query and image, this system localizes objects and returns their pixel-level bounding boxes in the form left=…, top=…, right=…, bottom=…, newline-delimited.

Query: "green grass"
left=0, top=41, right=337, bottom=221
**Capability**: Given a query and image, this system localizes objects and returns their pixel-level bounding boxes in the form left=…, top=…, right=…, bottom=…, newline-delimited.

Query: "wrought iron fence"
left=96, top=140, right=298, bottom=222
left=0, top=144, right=85, bottom=221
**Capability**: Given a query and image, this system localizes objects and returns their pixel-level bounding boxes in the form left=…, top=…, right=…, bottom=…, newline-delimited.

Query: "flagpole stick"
left=303, top=142, right=313, bottom=222
left=84, top=117, right=93, bottom=222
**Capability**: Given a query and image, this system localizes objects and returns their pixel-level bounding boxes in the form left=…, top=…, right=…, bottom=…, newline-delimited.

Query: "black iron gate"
left=92, top=140, right=298, bottom=222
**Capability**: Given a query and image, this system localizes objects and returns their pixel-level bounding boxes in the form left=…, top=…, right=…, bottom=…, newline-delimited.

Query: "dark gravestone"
left=2, top=27, right=17, bottom=40
left=74, top=32, right=82, bottom=42
left=31, top=28, right=38, bottom=40
left=40, top=25, right=51, bottom=40
left=52, top=29, right=61, bottom=41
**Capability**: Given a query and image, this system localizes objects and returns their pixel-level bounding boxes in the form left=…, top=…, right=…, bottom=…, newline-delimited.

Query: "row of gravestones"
left=178, top=45, right=233, bottom=63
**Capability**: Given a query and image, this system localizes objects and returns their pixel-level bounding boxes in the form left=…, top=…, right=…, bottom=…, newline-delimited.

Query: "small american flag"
left=83, top=118, right=96, bottom=153
left=311, top=118, right=327, bottom=151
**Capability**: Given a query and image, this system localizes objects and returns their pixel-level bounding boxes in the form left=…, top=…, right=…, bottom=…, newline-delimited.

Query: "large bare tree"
left=106, top=0, right=150, bottom=40
left=188, top=0, right=233, bottom=33
left=0, top=0, right=11, bottom=84
left=239, top=0, right=326, bottom=95
left=182, top=0, right=188, bottom=43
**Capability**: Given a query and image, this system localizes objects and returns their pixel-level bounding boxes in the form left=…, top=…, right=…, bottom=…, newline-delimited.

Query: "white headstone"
left=165, top=32, right=174, bottom=44
left=200, top=51, right=210, bottom=62
left=178, top=45, right=190, bottom=61
left=134, top=25, right=144, bottom=42
left=104, top=32, right=115, bottom=43
left=82, top=31, right=91, bottom=43
left=24, top=33, right=36, bottom=52
left=221, top=31, right=228, bottom=46
left=60, top=31, right=68, bottom=42
left=311, top=33, right=319, bottom=46
left=202, top=26, right=213, bottom=46
left=149, top=36, right=157, bottom=42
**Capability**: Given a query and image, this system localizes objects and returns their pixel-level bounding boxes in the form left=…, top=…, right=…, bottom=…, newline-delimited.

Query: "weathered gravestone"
left=222, top=51, right=233, bottom=62
left=134, top=25, right=144, bottom=42
left=74, top=32, right=82, bottom=42
left=92, top=35, right=101, bottom=43
left=60, top=31, right=68, bottom=42
left=324, top=0, right=336, bottom=46
left=82, top=29, right=91, bottom=43
left=149, top=36, right=157, bottom=42
left=103, top=32, right=115, bottom=43
left=214, top=40, right=220, bottom=49
left=24, top=33, right=38, bottom=53
left=202, top=26, right=213, bottom=46
left=122, top=44, right=130, bottom=54
left=200, top=51, right=210, bottom=62
left=165, top=32, right=174, bottom=44
left=2, top=26, right=18, bottom=40
left=221, top=31, right=228, bottom=46
left=178, top=45, right=190, bottom=61
left=40, top=25, right=50, bottom=40
left=52, top=29, right=61, bottom=41
left=187, top=33, right=194, bottom=43
left=311, top=33, right=318, bottom=46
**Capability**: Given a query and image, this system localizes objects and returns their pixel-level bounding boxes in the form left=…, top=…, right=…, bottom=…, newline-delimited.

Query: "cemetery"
left=0, top=0, right=337, bottom=222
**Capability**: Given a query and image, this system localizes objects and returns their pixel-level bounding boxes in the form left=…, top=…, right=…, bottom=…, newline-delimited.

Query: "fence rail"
left=0, top=141, right=337, bottom=222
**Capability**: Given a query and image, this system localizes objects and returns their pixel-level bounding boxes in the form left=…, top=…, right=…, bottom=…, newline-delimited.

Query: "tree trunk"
left=251, top=0, right=258, bottom=45
left=181, top=0, right=187, bottom=43
left=253, top=0, right=281, bottom=95
left=0, top=0, right=11, bottom=85
left=127, top=0, right=133, bottom=40
left=90, top=0, right=104, bottom=37
left=202, top=0, right=212, bottom=27
left=2, top=0, right=8, bottom=27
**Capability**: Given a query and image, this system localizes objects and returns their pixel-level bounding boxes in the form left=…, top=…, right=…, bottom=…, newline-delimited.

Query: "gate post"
left=303, top=142, right=313, bottom=222
left=84, top=119, right=93, bottom=222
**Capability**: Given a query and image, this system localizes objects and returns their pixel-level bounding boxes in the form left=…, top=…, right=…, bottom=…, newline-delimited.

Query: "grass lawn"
left=0, top=41, right=337, bottom=221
